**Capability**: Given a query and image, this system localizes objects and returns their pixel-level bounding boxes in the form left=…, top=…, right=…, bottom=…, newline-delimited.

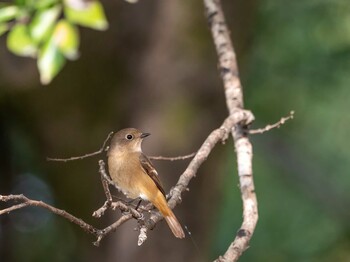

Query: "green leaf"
left=0, top=5, right=20, bottom=23
left=33, top=0, right=59, bottom=9
left=30, top=5, right=61, bottom=44
left=15, top=0, right=25, bottom=6
left=0, top=23, right=8, bottom=36
left=38, top=36, right=66, bottom=85
left=64, top=0, right=108, bottom=30
left=53, top=19, right=79, bottom=60
left=7, top=23, right=37, bottom=57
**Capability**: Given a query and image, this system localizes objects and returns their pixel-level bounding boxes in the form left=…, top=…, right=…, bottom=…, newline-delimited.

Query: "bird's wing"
left=139, top=153, right=166, bottom=197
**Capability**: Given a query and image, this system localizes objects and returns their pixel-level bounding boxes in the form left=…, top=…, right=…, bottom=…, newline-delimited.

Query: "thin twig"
left=92, top=161, right=114, bottom=218
left=46, top=131, right=114, bottom=162
left=249, top=111, right=294, bottom=134
left=0, top=194, right=99, bottom=235
left=0, top=202, right=29, bottom=215
left=93, top=214, right=133, bottom=247
left=93, top=200, right=110, bottom=218
left=110, top=201, right=142, bottom=219
left=149, top=152, right=196, bottom=161
left=98, top=160, right=115, bottom=190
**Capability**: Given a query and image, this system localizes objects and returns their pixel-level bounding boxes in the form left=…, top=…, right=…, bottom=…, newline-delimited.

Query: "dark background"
left=1, top=0, right=350, bottom=261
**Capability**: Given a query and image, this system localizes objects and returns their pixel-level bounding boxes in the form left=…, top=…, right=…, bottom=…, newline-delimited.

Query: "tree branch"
left=144, top=110, right=254, bottom=231
left=0, top=193, right=145, bottom=246
left=0, top=194, right=99, bottom=235
left=204, top=0, right=258, bottom=261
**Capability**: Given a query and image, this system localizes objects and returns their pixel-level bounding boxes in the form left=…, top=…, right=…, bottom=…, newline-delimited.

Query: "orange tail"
left=164, top=209, right=185, bottom=239
left=153, top=195, right=185, bottom=239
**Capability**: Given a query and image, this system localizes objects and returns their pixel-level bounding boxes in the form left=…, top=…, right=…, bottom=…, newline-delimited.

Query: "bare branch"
left=0, top=194, right=98, bottom=235
left=138, top=226, right=148, bottom=246
left=92, top=200, right=110, bottom=218
left=110, top=201, right=142, bottom=219
left=93, top=214, right=133, bottom=247
left=0, top=193, right=144, bottom=246
left=0, top=202, right=29, bottom=215
left=144, top=110, right=254, bottom=230
left=149, top=152, right=196, bottom=161
left=92, top=160, right=114, bottom=218
left=98, top=160, right=115, bottom=195
left=203, top=0, right=258, bottom=261
left=249, top=111, right=294, bottom=134
left=46, top=131, right=114, bottom=162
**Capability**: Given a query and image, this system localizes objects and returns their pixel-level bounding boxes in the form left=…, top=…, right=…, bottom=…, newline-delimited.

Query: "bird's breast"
left=107, top=152, right=142, bottom=199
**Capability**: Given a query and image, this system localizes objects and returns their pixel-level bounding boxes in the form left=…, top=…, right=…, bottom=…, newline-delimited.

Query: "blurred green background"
left=1, top=0, right=350, bottom=261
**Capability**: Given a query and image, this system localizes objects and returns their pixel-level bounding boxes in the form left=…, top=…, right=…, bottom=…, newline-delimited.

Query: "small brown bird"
left=107, top=128, right=185, bottom=238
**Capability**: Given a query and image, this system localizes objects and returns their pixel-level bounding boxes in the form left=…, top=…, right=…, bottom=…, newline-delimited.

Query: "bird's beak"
left=140, top=133, right=150, bottom=139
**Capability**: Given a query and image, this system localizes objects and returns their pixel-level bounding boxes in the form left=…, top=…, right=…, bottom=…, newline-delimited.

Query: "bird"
left=107, top=128, right=185, bottom=238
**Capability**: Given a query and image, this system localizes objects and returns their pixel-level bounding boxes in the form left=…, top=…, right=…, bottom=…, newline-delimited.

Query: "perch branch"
left=145, top=110, right=254, bottom=230
left=0, top=193, right=143, bottom=246
left=1, top=161, right=145, bottom=246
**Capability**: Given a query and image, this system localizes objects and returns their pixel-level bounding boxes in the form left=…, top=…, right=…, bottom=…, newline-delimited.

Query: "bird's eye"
left=126, top=134, right=133, bottom=140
